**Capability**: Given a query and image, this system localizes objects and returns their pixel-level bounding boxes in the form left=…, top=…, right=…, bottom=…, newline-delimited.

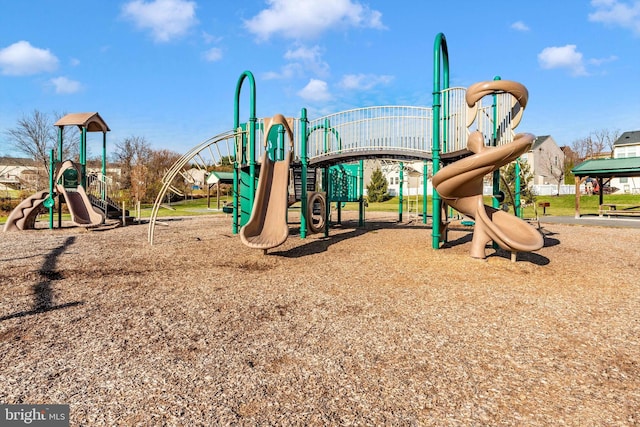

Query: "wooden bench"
left=599, top=203, right=640, bottom=217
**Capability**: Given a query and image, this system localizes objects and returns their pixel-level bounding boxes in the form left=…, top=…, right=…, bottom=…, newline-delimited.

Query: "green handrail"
left=432, top=32, right=449, bottom=249
left=232, top=70, right=257, bottom=234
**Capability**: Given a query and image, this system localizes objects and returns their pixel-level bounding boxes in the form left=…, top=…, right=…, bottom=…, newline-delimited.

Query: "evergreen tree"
left=366, top=168, right=390, bottom=202
left=500, top=161, right=535, bottom=208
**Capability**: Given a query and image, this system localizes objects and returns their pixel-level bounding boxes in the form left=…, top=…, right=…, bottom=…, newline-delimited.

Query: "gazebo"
left=206, top=171, right=233, bottom=210
left=571, top=157, right=640, bottom=217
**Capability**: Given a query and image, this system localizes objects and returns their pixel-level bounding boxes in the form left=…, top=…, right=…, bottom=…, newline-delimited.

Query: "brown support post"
left=575, top=176, right=581, bottom=218
left=598, top=177, right=604, bottom=206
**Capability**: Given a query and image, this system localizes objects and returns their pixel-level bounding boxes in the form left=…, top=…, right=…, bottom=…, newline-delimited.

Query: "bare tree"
left=591, top=128, right=620, bottom=158
left=543, top=152, right=565, bottom=196
left=113, top=136, right=153, bottom=191
left=5, top=110, right=55, bottom=182
left=4, top=110, right=81, bottom=189
left=571, top=128, right=620, bottom=161
left=145, top=149, right=182, bottom=202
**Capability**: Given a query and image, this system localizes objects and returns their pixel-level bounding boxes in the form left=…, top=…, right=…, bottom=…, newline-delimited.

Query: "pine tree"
left=500, top=161, right=535, bottom=206
left=366, top=168, right=390, bottom=202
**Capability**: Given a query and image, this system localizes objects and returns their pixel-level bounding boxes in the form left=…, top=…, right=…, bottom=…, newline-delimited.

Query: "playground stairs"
left=291, top=164, right=317, bottom=202
left=88, top=194, right=135, bottom=225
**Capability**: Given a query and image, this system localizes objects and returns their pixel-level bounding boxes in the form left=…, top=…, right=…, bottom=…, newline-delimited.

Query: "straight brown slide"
left=240, top=114, right=293, bottom=251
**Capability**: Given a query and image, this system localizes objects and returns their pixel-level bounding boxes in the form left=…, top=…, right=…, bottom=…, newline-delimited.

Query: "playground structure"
left=3, top=112, right=129, bottom=232
left=144, top=32, right=543, bottom=259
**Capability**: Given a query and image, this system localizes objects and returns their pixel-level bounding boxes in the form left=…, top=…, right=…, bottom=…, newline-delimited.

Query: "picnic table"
left=598, top=203, right=640, bottom=217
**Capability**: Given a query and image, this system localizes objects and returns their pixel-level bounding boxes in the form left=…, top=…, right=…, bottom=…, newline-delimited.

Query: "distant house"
left=0, top=157, right=43, bottom=191
left=0, top=156, right=123, bottom=193
left=520, top=135, right=566, bottom=186
left=374, top=135, right=568, bottom=197
left=610, top=130, right=640, bottom=194
left=184, top=167, right=207, bottom=190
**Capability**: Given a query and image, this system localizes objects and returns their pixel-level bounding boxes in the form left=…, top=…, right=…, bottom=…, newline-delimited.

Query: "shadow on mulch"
left=1, top=236, right=84, bottom=322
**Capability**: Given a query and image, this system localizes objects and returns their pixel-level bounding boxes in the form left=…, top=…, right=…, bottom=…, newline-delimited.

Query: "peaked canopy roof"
left=54, top=112, right=110, bottom=132
left=572, top=157, right=640, bottom=178
left=206, top=171, right=233, bottom=185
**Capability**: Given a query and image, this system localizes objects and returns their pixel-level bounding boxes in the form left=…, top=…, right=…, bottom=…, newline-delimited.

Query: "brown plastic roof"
left=54, top=112, right=110, bottom=132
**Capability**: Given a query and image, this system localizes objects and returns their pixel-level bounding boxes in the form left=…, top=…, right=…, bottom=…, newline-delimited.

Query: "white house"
left=520, top=135, right=566, bottom=186
left=610, top=130, right=640, bottom=194
left=380, top=160, right=432, bottom=197
left=0, top=157, right=42, bottom=191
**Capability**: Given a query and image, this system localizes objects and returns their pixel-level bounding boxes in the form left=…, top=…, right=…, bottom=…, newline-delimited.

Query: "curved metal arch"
left=147, top=129, right=236, bottom=244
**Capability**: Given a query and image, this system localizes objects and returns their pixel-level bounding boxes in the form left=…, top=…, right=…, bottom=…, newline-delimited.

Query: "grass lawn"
left=2, top=194, right=639, bottom=226
left=341, top=193, right=640, bottom=218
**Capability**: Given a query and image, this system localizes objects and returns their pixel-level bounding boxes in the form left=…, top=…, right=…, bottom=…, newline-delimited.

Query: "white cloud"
left=201, top=31, right=222, bottom=44
left=50, top=77, right=83, bottom=94
left=538, top=45, right=587, bottom=76
left=245, top=0, right=385, bottom=41
left=589, top=54, right=619, bottom=65
left=263, top=63, right=301, bottom=80
left=510, top=21, right=530, bottom=31
left=0, top=41, right=58, bottom=76
left=339, top=73, right=393, bottom=90
left=122, top=0, right=198, bottom=42
left=297, top=79, right=332, bottom=101
left=264, top=44, right=329, bottom=80
left=203, top=47, right=222, bottom=62
left=284, top=45, right=329, bottom=76
left=589, top=0, right=640, bottom=35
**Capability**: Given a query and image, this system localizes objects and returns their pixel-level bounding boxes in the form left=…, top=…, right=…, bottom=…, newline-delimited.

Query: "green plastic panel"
left=328, top=164, right=360, bottom=202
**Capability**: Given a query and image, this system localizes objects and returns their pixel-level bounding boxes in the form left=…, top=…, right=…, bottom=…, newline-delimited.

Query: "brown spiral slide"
left=432, top=81, right=544, bottom=259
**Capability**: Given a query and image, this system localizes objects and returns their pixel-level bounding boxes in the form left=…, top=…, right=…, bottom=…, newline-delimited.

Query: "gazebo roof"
left=207, top=171, right=234, bottom=185
left=54, top=112, right=110, bottom=132
left=571, top=157, right=640, bottom=178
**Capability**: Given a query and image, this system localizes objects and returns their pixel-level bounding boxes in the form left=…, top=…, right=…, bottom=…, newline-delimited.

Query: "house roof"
left=613, top=130, right=640, bottom=146
left=531, top=135, right=551, bottom=150
left=0, top=156, right=39, bottom=167
left=206, top=171, right=233, bottom=185
left=54, top=112, right=110, bottom=132
left=571, top=157, right=640, bottom=178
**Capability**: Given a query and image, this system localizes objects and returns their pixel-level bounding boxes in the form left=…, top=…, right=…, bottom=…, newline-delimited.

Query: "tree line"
left=4, top=110, right=621, bottom=205
left=3, top=109, right=183, bottom=204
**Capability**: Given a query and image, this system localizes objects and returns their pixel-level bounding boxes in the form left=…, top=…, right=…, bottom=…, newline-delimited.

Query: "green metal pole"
left=323, top=166, right=329, bottom=238
left=102, top=131, right=107, bottom=200
left=80, top=127, right=87, bottom=189
left=49, top=149, right=54, bottom=229
left=515, top=160, right=522, bottom=217
left=232, top=70, right=257, bottom=234
left=57, top=126, right=63, bottom=228
left=492, top=76, right=501, bottom=210
left=399, top=162, right=404, bottom=222
left=359, top=159, right=364, bottom=227
left=432, top=32, right=449, bottom=249
left=423, top=161, right=428, bottom=223
left=300, top=108, right=308, bottom=239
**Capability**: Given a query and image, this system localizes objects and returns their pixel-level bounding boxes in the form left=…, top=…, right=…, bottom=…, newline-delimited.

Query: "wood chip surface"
left=1, top=213, right=638, bottom=425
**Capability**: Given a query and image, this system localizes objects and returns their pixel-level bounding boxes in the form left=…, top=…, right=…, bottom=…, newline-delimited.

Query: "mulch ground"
left=1, top=213, right=638, bottom=425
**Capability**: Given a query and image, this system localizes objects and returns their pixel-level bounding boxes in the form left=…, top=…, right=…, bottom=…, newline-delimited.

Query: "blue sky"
left=1, top=0, right=639, bottom=158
